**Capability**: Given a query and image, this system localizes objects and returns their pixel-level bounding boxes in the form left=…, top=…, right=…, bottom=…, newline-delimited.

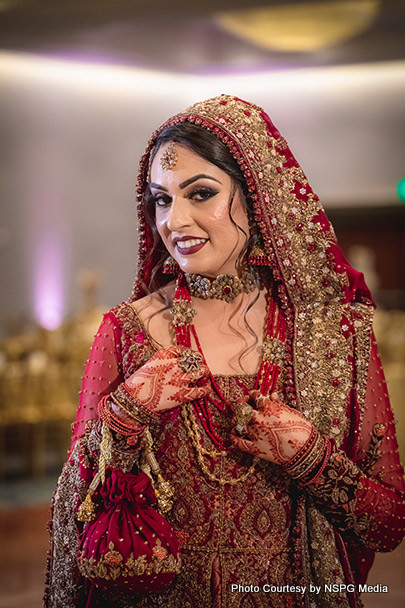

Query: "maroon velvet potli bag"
left=77, top=469, right=181, bottom=595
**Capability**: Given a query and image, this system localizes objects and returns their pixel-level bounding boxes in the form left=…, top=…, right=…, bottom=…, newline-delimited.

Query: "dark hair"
left=141, top=122, right=264, bottom=370
left=143, top=122, right=257, bottom=293
left=150, top=122, right=250, bottom=196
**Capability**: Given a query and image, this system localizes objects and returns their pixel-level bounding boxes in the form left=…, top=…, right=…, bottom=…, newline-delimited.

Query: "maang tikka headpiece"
left=160, top=142, right=178, bottom=170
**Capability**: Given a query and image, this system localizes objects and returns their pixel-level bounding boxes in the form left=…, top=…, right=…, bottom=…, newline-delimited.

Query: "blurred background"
left=0, top=1, right=404, bottom=606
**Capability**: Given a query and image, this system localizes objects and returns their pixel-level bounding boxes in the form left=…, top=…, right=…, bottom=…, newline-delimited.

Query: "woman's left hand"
left=231, top=390, right=313, bottom=465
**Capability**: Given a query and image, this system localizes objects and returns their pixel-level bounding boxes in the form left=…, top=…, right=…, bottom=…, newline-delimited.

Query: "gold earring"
left=247, top=243, right=270, bottom=266
left=162, top=256, right=181, bottom=275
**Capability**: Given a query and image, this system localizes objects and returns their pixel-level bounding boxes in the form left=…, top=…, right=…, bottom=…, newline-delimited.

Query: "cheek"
left=155, top=214, right=173, bottom=251
left=209, top=199, right=230, bottom=222
left=206, top=199, right=248, bottom=238
left=155, top=211, right=167, bottom=238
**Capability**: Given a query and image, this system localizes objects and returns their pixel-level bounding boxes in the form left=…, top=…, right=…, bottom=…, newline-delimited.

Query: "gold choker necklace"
left=185, top=268, right=258, bottom=302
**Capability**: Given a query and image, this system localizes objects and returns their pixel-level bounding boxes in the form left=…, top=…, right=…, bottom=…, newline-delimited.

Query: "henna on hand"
left=124, top=346, right=210, bottom=415
left=231, top=434, right=266, bottom=458
left=231, top=390, right=313, bottom=465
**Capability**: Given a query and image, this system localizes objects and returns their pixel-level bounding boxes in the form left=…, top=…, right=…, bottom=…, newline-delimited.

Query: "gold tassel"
left=154, top=473, right=175, bottom=515
left=77, top=493, right=96, bottom=523
left=143, top=428, right=175, bottom=514
left=77, top=423, right=112, bottom=523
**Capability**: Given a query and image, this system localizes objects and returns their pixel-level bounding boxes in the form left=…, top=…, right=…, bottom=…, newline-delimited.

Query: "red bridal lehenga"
left=45, top=96, right=405, bottom=608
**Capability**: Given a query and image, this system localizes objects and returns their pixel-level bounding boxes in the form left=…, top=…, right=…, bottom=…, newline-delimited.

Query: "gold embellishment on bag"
left=77, top=488, right=98, bottom=523
left=77, top=540, right=181, bottom=581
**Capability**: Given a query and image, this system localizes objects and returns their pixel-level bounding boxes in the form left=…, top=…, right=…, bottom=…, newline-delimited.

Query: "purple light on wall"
left=34, top=230, right=65, bottom=330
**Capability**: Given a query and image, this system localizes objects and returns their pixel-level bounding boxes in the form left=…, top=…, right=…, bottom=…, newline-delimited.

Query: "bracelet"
left=302, top=437, right=332, bottom=486
left=114, top=384, right=160, bottom=425
left=284, top=426, right=318, bottom=472
left=98, top=395, right=144, bottom=446
left=284, top=430, right=325, bottom=479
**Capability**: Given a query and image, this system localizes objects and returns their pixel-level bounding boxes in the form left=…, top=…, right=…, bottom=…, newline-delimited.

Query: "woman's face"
left=149, top=143, right=249, bottom=278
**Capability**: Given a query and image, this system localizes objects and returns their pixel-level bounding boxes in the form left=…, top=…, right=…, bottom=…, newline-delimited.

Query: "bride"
left=45, top=95, right=405, bottom=608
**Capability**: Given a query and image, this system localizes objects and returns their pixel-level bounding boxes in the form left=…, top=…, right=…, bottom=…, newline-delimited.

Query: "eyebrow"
left=149, top=173, right=222, bottom=192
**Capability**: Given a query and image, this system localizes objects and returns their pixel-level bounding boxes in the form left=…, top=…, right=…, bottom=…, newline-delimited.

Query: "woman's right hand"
left=122, top=346, right=211, bottom=415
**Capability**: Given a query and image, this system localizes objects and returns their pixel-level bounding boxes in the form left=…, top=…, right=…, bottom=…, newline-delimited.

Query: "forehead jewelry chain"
left=160, top=142, right=178, bottom=170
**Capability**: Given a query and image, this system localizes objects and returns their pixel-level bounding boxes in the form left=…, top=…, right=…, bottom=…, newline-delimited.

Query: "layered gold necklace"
left=171, top=272, right=287, bottom=485
left=181, top=403, right=258, bottom=486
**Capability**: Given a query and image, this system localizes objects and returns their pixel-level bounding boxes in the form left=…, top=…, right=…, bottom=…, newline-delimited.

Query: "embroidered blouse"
left=45, top=302, right=405, bottom=608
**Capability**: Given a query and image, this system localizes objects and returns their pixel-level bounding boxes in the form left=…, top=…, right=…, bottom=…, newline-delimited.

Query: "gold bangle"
left=285, top=431, right=325, bottom=479
left=111, top=384, right=159, bottom=425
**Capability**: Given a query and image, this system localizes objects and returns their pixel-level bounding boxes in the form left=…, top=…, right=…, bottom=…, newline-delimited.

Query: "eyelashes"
left=153, top=193, right=171, bottom=207
left=190, top=187, right=219, bottom=202
left=152, top=187, right=219, bottom=207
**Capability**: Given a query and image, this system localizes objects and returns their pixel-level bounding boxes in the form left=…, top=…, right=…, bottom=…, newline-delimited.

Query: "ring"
left=232, top=401, right=254, bottom=436
left=178, top=348, right=203, bottom=375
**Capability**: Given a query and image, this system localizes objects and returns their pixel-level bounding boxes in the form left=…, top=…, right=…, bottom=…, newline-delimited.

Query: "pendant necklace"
left=170, top=272, right=287, bottom=484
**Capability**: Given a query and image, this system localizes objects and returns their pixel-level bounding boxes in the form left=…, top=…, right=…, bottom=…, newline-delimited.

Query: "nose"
left=166, top=197, right=192, bottom=232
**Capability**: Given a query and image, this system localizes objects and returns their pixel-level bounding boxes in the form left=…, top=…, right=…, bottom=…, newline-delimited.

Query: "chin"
left=181, top=262, right=235, bottom=278
left=175, top=258, right=216, bottom=277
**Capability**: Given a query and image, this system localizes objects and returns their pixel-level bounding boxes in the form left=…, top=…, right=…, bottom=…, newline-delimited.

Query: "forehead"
left=149, top=143, right=229, bottom=186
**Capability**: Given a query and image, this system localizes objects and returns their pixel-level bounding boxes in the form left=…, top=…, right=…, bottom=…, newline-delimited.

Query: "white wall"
left=0, top=54, right=404, bottom=327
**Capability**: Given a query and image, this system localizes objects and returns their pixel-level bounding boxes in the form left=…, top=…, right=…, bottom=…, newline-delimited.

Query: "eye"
left=189, top=187, right=218, bottom=202
left=153, top=193, right=171, bottom=207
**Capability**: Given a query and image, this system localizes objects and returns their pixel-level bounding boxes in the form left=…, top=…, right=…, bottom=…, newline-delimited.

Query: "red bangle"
left=302, top=437, right=332, bottom=486
left=284, top=426, right=318, bottom=472
left=98, top=396, right=144, bottom=445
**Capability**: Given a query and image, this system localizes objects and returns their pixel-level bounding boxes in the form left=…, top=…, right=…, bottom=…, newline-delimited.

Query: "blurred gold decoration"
left=373, top=309, right=405, bottom=454
left=215, top=1, right=381, bottom=53
left=348, top=244, right=380, bottom=296
left=0, top=268, right=103, bottom=427
left=0, top=268, right=103, bottom=478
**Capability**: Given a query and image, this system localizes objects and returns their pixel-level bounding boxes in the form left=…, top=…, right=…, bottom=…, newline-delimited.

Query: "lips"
left=174, top=236, right=208, bottom=255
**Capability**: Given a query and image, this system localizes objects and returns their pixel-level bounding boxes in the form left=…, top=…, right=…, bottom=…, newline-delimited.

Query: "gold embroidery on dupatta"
left=126, top=95, right=375, bottom=607
left=306, top=504, right=356, bottom=608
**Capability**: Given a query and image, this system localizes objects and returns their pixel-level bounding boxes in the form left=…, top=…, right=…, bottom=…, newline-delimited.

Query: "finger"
left=254, top=395, right=272, bottom=413
left=230, top=434, right=264, bottom=457
left=233, top=394, right=250, bottom=405
left=196, top=362, right=210, bottom=379
left=189, top=383, right=211, bottom=400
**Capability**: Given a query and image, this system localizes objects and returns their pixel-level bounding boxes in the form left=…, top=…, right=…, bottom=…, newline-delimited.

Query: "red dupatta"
left=63, top=96, right=404, bottom=608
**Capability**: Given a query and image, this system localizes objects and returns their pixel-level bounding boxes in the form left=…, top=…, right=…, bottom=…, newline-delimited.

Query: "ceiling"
left=1, top=0, right=405, bottom=74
